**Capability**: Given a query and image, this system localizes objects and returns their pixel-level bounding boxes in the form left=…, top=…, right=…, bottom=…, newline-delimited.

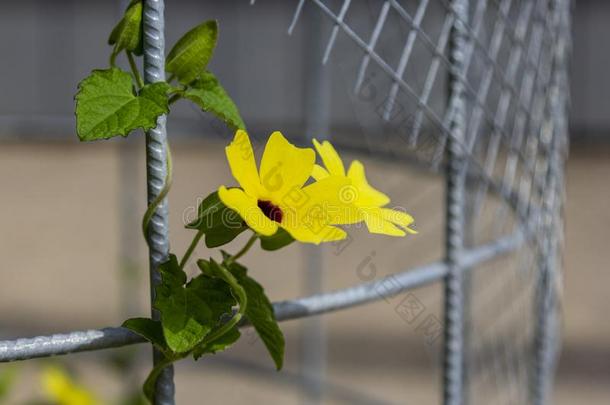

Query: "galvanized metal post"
left=532, top=1, right=567, bottom=403
left=142, top=0, right=175, bottom=403
left=299, top=5, right=330, bottom=404
left=532, top=203, right=555, bottom=405
left=532, top=114, right=559, bottom=405
left=443, top=0, right=469, bottom=404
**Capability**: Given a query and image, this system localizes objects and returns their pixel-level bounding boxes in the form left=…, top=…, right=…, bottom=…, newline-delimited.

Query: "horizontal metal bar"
left=0, top=233, right=522, bottom=363
left=274, top=259, right=446, bottom=322
left=0, top=328, right=145, bottom=362
left=461, top=231, right=522, bottom=268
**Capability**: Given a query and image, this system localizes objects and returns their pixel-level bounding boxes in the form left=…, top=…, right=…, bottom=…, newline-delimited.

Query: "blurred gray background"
left=0, top=0, right=606, bottom=140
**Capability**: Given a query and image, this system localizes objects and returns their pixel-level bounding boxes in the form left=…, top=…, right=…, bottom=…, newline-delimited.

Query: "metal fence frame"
left=0, top=1, right=570, bottom=404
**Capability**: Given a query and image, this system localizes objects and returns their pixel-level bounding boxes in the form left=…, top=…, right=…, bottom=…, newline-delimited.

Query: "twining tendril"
left=142, top=140, right=173, bottom=248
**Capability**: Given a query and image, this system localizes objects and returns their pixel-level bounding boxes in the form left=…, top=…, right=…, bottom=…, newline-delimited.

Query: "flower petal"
left=280, top=221, right=346, bottom=244
left=297, top=175, right=352, bottom=214
left=287, top=175, right=362, bottom=227
left=302, top=176, right=363, bottom=225
left=259, top=131, right=315, bottom=198
left=380, top=208, right=417, bottom=234
left=347, top=160, right=391, bottom=208
left=312, top=139, right=345, bottom=176
left=275, top=175, right=352, bottom=243
left=218, top=186, right=278, bottom=236
left=42, top=366, right=100, bottom=405
left=311, top=164, right=330, bottom=181
left=361, top=207, right=406, bottom=237
left=225, top=130, right=261, bottom=197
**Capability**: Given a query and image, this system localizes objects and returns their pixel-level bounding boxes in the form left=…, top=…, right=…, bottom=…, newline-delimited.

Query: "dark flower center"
left=258, top=200, right=283, bottom=223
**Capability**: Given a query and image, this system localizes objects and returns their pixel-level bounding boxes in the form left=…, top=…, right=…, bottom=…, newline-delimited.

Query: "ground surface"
left=0, top=139, right=607, bottom=404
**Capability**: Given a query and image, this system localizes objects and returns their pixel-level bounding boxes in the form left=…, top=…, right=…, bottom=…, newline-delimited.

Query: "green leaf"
left=166, top=20, right=218, bottom=84
left=75, top=68, right=170, bottom=141
left=197, top=259, right=247, bottom=310
left=195, top=257, right=225, bottom=279
left=142, top=257, right=241, bottom=402
left=227, top=262, right=285, bottom=370
left=184, top=71, right=245, bottom=130
left=157, top=254, right=187, bottom=288
left=154, top=255, right=235, bottom=353
left=204, top=219, right=248, bottom=248
left=186, top=191, right=248, bottom=248
left=122, top=318, right=167, bottom=351
left=191, top=259, right=247, bottom=360
left=108, top=0, right=143, bottom=56
left=187, top=270, right=237, bottom=318
left=193, top=326, right=241, bottom=359
left=186, top=191, right=222, bottom=229
left=260, top=228, right=295, bottom=251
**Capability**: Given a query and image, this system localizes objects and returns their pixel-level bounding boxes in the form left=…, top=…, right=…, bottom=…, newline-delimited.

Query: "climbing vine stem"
left=141, top=141, right=173, bottom=247
left=226, top=234, right=258, bottom=266
left=127, top=51, right=144, bottom=89
left=179, top=229, right=204, bottom=270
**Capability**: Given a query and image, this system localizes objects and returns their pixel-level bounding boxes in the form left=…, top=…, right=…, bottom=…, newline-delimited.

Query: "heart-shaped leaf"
left=75, top=68, right=170, bottom=141
left=122, top=317, right=167, bottom=352
left=184, top=71, right=245, bottom=130
left=193, top=327, right=241, bottom=359
left=154, top=255, right=235, bottom=353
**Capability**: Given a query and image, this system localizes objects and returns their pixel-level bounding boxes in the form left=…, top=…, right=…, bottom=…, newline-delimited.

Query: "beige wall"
left=0, top=140, right=607, bottom=404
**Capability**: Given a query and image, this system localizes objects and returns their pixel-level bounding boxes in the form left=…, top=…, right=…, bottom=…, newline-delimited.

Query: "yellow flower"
left=41, top=366, right=101, bottom=405
left=219, top=130, right=352, bottom=244
left=312, top=139, right=417, bottom=236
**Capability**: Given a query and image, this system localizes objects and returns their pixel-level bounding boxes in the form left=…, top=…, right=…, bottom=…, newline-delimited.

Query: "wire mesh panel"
left=459, top=0, right=569, bottom=404
left=277, top=0, right=570, bottom=403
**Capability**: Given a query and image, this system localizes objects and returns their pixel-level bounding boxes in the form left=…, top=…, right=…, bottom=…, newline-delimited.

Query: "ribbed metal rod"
left=0, top=233, right=521, bottom=363
left=532, top=1, right=567, bottom=402
left=443, top=0, right=469, bottom=404
left=142, top=0, right=174, bottom=403
left=531, top=132, right=558, bottom=405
